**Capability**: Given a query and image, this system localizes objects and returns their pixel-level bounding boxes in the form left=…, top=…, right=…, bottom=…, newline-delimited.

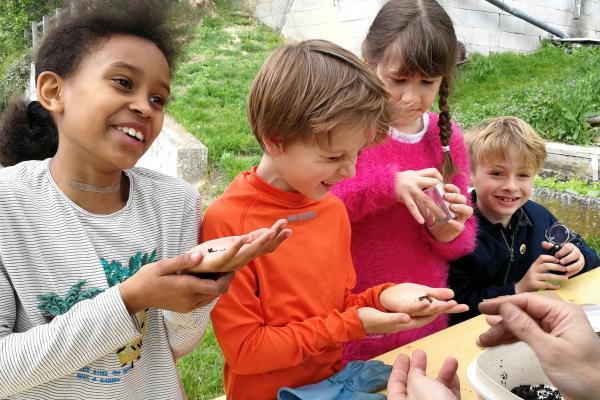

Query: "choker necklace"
left=69, top=180, right=121, bottom=193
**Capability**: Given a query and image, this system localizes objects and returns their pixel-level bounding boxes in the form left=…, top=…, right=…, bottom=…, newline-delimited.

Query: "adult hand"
left=395, top=169, right=444, bottom=224
left=428, top=183, right=473, bottom=243
left=120, top=251, right=235, bottom=315
left=478, top=293, right=600, bottom=400
left=515, top=245, right=567, bottom=293
left=187, top=219, right=291, bottom=273
left=387, top=349, right=460, bottom=400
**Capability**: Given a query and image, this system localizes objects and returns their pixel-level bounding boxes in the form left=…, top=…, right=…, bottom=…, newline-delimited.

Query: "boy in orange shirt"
left=202, top=40, right=468, bottom=400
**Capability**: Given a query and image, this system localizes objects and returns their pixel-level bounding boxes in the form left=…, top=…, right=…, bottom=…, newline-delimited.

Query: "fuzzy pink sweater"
left=332, top=112, right=477, bottom=361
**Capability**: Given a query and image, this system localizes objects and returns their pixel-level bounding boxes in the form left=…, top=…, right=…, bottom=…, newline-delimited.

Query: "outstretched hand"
left=379, top=283, right=468, bottom=330
left=387, top=349, right=460, bottom=400
left=187, top=219, right=291, bottom=273
left=478, top=293, right=600, bottom=400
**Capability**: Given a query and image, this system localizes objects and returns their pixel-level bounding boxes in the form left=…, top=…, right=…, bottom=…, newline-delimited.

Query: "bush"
left=453, top=45, right=600, bottom=145
left=0, top=51, right=32, bottom=112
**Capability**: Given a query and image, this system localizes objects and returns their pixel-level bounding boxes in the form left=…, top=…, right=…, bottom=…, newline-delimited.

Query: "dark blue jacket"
left=448, top=194, right=600, bottom=325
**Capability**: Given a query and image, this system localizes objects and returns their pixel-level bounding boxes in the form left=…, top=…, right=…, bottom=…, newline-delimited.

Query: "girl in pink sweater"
left=332, top=0, right=477, bottom=361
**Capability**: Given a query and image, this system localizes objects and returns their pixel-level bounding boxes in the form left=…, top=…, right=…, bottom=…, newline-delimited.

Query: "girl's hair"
left=363, top=0, right=458, bottom=181
left=0, top=0, right=179, bottom=167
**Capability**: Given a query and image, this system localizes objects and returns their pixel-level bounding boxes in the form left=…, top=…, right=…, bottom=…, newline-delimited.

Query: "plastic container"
left=467, top=341, right=562, bottom=400
left=468, top=305, right=600, bottom=399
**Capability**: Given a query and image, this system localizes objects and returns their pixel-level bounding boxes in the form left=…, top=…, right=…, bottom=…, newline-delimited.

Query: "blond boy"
left=201, top=40, right=467, bottom=399
left=449, top=116, right=599, bottom=325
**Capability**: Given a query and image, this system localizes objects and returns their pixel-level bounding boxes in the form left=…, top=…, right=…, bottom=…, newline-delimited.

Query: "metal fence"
left=23, top=4, right=76, bottom=50
left=222, top=0, right=294, bottom=32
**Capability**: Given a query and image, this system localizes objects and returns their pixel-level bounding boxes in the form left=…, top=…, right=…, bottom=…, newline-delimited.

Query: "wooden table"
left=373, top=267, right=600, bottom=399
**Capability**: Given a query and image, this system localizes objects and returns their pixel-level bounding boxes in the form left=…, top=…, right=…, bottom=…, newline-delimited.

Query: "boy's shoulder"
left=521, top=199, right=554, bottom=221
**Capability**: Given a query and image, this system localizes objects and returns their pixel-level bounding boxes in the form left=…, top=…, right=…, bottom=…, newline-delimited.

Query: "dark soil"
left=511, top=384, right=562, bottom=399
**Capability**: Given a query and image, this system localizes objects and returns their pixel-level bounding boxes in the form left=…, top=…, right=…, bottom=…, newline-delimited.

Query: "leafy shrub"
left=453, top=45, right=600, bottom=145
left=0, top=51, right=32, bottom=112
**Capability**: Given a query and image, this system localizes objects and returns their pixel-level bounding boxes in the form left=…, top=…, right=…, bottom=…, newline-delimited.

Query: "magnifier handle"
left=546, top=244, right=576, bottom=275
left=546, top=244, right=562, bottom=257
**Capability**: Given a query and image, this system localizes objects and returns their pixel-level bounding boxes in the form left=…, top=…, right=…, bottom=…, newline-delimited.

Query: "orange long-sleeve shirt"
left=202, top=168, right=393, bottom=400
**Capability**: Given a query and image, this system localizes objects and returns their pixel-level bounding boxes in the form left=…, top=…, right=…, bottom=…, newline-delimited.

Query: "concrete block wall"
left=254, top=0, right=600, bottom=55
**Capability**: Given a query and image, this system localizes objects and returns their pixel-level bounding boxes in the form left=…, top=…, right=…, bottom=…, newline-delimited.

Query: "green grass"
left=177, top=325, right=225, bottom=400
left=452, top=43, right=600, bottom=145
left=167, top=0, right=282, bottom=192
left=534, top=176, right=600, bottom=198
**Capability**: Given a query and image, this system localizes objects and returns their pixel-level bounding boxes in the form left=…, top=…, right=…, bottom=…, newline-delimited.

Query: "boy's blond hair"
left=466, top=116, right=546, bottom=174
left=248, top=39, right=392, bottom=150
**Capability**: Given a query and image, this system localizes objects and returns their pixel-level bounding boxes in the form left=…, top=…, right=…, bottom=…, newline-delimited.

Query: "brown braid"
left=438, top=78, right=456, bottom=181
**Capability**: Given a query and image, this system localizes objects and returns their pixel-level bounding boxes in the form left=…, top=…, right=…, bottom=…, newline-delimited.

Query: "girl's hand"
left=555, top=242, right=585, bottom=277
left=379, top=283, right=468, bottom=329
left=515, top=246, right=567, bottom=293
left=120, top=251, right=236, bottom=315
left=428, top=184, right=473, bottom=243
left=186, top=219, right=292, bottom=274
left=395, top=168, right=445, bottom=224
left=387, top=349, right=460, bottom=400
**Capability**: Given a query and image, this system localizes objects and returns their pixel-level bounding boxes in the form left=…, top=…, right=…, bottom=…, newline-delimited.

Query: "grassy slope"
left=167, top=2, right=282, bottom=195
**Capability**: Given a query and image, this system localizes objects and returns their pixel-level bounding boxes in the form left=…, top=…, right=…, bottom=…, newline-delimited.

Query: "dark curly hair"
left=0, top=0, right=179, bottom=167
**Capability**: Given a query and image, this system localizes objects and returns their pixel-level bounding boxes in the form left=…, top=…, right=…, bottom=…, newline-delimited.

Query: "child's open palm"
left=187, top=219, right=292, bottom=274
left=380, top=283, right=468, bottom=324
left=358, top=284, right=468, bottom=334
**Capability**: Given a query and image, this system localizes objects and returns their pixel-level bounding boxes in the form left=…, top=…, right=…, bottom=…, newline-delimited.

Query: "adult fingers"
left=477, top=319, right=519, bottom=347
left=387, top=354, right=410, bottom=399
left=436, top=356, right=459, bottom=388
left=407, top=349, right=427, bottom=377
left=478, top=293, right=555, bottom=320
left=495, top=302, right=557, bottom=355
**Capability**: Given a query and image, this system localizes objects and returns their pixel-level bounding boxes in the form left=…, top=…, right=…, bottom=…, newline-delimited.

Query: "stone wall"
left=254, top=0, right=600, bottom=55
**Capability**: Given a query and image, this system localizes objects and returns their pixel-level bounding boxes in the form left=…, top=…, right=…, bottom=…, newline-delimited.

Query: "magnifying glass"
left=545, top=222, right=575, bottom=279
left=545, top=222, right=573, bottom=256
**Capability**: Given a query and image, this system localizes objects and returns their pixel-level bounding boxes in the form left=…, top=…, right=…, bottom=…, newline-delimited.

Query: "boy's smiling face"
left=258, top=124, right=369, bottom=201
left=471, top=147, right=535, bottom=227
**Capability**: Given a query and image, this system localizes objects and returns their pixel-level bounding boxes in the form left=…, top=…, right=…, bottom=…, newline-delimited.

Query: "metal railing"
left=24, top=4, right=77, bottom=50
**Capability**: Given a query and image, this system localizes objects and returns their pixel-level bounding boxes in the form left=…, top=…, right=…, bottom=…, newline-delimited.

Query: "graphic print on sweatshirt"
left=36, top=249, right=158, bottom=381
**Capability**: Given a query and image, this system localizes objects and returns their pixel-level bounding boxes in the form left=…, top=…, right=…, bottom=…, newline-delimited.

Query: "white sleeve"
left=162, top=192, right=214, bottom=359
left=0, top=278, right=140, bottom=398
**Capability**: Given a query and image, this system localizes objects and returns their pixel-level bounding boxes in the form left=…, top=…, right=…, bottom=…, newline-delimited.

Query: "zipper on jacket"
left=501, top=230, right=516, bottom=284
